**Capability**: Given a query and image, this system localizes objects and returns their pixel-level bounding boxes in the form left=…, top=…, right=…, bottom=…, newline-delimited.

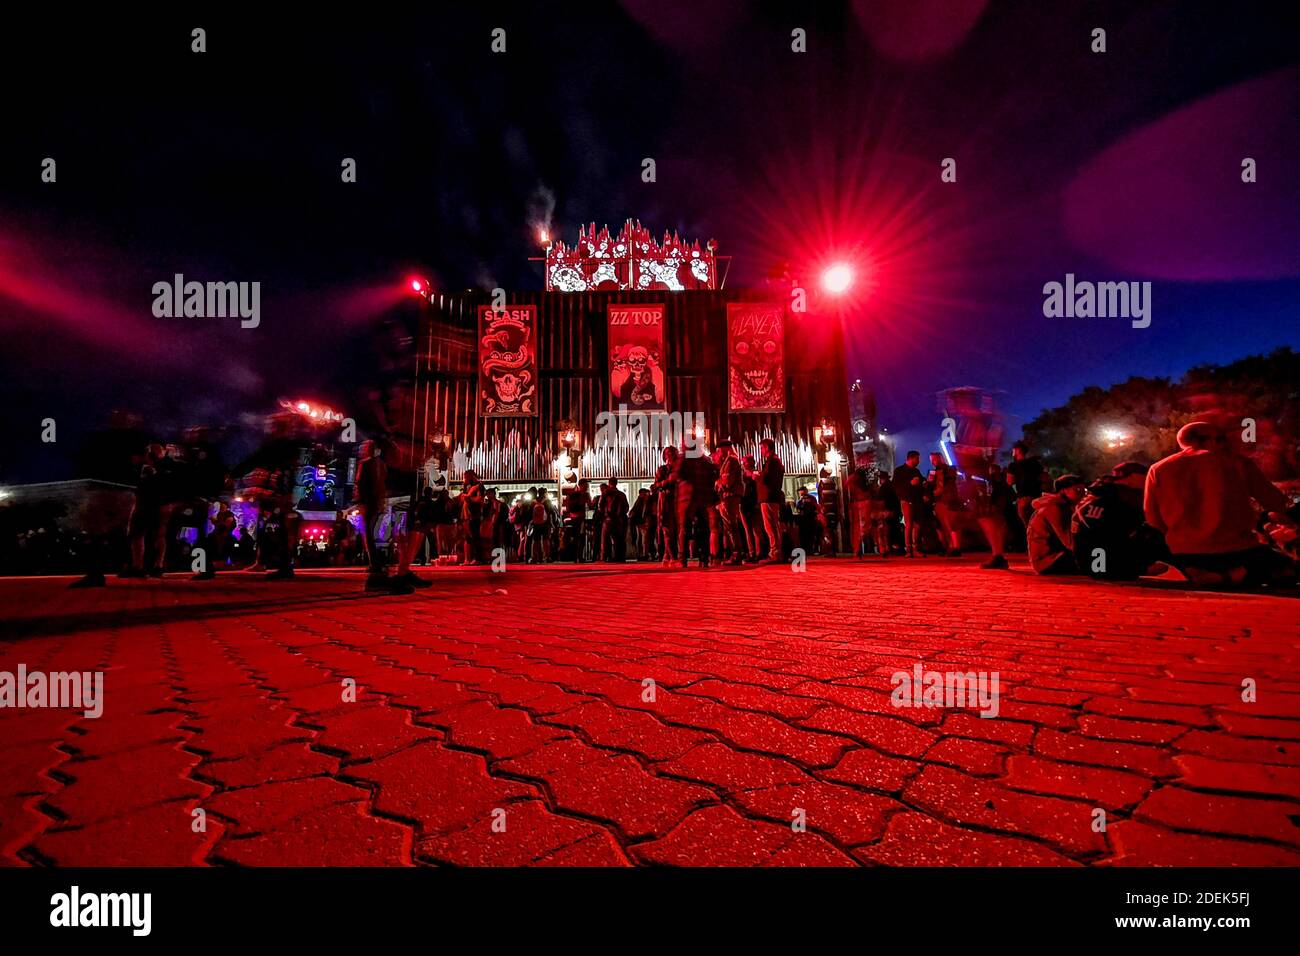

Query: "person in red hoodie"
left=1144, top=421, right=1297, bottom=586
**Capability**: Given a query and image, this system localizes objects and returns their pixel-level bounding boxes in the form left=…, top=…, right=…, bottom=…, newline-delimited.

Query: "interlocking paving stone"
left=1, top=562, right=1297, bottom=865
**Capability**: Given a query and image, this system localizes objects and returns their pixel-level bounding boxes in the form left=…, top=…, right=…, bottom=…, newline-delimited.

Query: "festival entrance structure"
left=410, top=221, right=854, bottom=497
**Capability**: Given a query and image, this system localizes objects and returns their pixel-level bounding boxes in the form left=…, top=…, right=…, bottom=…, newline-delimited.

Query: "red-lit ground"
left=1, top=560, right=1297, bottom=866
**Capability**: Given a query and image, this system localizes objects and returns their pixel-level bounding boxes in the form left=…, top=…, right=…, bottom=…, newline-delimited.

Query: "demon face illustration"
left=728, top=307, right=785, bottom=412
left=480, top=310, right=537, bottom=416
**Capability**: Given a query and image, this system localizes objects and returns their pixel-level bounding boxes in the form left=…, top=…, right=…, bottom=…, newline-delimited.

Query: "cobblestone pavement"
left=1, top=560, right=1297, bottom=866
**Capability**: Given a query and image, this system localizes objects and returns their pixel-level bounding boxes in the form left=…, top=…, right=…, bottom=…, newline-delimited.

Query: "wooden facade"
left=412, top=289, right=852, bottom=482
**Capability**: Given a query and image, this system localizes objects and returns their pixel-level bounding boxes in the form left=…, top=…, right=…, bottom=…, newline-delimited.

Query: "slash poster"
left=608, top=303, right=667, bottom=411
left=727, top=302, right=785, bottom=413
left=478, top=305, right=538, bottom=417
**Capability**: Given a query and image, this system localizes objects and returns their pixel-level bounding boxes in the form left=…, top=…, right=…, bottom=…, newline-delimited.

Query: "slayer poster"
left=727, top=302, right=786, bottom=413
left=608, top=303, right=667, bottom=411
left=478, top=305, right=538, bottom=417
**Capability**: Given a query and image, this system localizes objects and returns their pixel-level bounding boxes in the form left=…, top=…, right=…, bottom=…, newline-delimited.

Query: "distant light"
left=1101, top=426, right=1131, bottom=450
left=821, top=262, right=854, bottom=295
left=410, top=279, right=423, bottom=292
left=538, top=227, right=550, bottom=246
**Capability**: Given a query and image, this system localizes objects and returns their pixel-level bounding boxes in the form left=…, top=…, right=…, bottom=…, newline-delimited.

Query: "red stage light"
left=409, top=279, right=423, bottom=293
left=821, top=262, right=854, bottom=295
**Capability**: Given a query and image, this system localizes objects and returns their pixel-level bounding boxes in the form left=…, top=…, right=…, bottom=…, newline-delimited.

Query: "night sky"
left=2, top=1, right=1297, bottom=483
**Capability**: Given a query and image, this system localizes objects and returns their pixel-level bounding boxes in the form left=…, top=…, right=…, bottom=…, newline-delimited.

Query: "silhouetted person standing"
left=756, top=438, right=785, bottom=563
left=675, top=445, right=718, bottom=568
left=356, top=441, right=411, bottom=593
left=601, top=476, right=630, bottom=562
left=1008, top=441, right=1045, bottom=534
left=892, top=451, right=926, bottom=558
left=653, top=447, right=679, bottom=565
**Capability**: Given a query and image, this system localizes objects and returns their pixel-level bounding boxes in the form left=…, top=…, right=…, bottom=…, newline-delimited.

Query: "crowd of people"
left=4, top=420, right=1296, bottom=594
left=332, top=425, right=1300, bottom=591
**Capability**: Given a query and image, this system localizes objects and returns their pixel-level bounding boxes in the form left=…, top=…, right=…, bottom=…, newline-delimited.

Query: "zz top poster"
left=608, top=303, right=667, bottom=411
left=478, top=305, right=538, bottom=417
left=727, top=302, right=786, bottom=413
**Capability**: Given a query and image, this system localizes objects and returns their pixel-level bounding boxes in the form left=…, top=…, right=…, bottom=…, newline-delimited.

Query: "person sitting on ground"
left=1144, top=421, right=1297, bottom=586
left=1071, top=461, right=1168, bottom=581
left=1027, top=474, right=1087, bottom=574
left=795, top=487, right=822, bottom=555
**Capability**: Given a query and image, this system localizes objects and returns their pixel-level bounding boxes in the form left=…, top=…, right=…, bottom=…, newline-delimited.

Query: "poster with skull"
left=608, top=303, right=666, bottom=411
left=727, top=302, right=786, bottom=413
left=478, top=305, right=538, bottom=417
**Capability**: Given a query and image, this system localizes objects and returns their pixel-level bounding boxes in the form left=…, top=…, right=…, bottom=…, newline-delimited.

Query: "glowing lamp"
left=821, top=263, right=854, bottom=296
left=813, top=421, right=837, bottom=447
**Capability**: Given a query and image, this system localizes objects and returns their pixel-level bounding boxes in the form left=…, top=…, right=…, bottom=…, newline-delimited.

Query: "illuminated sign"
left=546, top=219, right=717, bottom=292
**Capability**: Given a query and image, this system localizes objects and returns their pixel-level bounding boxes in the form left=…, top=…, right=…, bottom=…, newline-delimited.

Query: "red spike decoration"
left=545, top=218, right=717, bottom=292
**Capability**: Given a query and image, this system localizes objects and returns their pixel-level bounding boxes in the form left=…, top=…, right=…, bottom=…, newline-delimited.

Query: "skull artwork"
left=492, top=370, right=531, bottom=406
left=612, top=343, right=664, bottom=409
left=729, top=307, right=784, bottom=411
left=480, top=310, right=537, bottom=415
